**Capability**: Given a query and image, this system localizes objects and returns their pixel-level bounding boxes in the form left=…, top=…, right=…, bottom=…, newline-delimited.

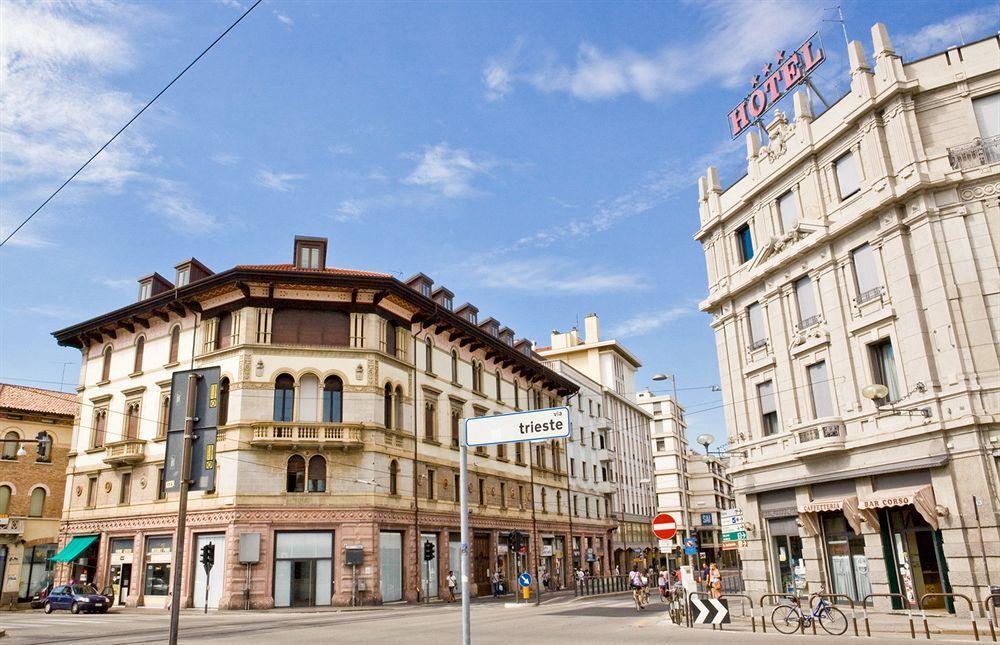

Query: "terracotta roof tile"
left=0, top=383, right=78, bottom=417
left=236, top=264, right=391, bottom=278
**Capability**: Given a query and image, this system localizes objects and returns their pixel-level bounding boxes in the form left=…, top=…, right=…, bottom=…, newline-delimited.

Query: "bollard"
left=984, top=594, right=998, bottom=643
left=919, top=592, right=979, bottom=642
left=861, top=593, right=914, bottom=639
left=810, top=592, right=860, bottom=637
left=758, top=593, right=800, bottom=634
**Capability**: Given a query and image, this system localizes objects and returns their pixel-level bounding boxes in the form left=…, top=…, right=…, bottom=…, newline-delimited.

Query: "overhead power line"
left=0, top=0, right=263, bottom=249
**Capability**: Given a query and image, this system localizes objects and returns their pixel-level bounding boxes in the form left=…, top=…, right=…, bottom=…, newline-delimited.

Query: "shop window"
left=168, top=326, right=180, bottom=364
left=218, top=378, right=230, bottom=425
left=834, top=151, right=860, bottom=199
left=286, top=455, right=305, bottom=493
left=273, top=374, right=295, bottom=422
left=736, top=223, right=754, bottom=263
left=869, top=339, right=900, bottom=404
left=758, top=380, right=779, bottom=435
left=322, top=376, right=343, bottom=423
left=101, top=345, right=112, bottom=381
left=0, top=485, right=9, bottom=513
left=133, top=337, right=145, bottom=373
left=389, top=460, right=399, bottom=495
left=307, top=455, right=326, bottom=493
left=28, top=487, right=45, bottom=517
left=144, top=536, right=172, bottom=598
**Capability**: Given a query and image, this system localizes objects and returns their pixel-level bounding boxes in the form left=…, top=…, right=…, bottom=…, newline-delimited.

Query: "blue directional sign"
left=683, top=536, right=699, bottom=556
left=518, top=572, right=532, bottom=588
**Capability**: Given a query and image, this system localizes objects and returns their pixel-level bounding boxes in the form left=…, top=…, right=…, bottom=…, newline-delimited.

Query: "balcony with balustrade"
left=103, top=439, right=147, bottom=466
left=947, top=135, right=1000, bottom=170
left=249, top=422, right=366, bottom=449
left=791, top=418, right=846, bottom=459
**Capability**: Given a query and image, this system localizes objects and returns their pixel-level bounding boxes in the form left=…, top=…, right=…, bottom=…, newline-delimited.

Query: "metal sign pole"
left=168, top=374, right=198, bottom=645
left=460, top=436, right=471, bottom=645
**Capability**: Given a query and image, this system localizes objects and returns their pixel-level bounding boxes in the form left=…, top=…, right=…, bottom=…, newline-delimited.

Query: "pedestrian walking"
left=709, top=563, right=722, bottom=599
left=446, top=570, right=456, bottom=602
left=491, top=569, right=500, bottom=597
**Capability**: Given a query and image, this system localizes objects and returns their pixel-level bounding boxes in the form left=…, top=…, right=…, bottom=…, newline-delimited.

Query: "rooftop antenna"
left=823, top=5, right=850, bottom=49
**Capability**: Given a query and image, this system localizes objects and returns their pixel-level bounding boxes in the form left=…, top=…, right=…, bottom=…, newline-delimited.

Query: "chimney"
left=293, top=236, right=328, bottom=270
left=137, top=273, right=173, bottom=301
left=174, top=258, right=213, bottom=288
left=584, top=313, right=600, bottom=343
left=431, top=286, right=454, bottom=311
left=405, top=273, right=434, bottom=298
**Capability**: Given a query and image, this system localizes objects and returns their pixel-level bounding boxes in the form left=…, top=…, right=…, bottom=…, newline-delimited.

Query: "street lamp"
left=861, top=382, right=931, bottom=418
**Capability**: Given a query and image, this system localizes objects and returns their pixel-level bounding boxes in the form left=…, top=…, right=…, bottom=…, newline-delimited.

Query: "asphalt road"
left=0, top=594, right=944, bottom=645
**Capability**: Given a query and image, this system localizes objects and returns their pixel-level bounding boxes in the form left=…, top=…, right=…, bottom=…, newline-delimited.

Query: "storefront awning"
left=858, top=485, right=937, bottom=530
left=798, top=495, right=862, bottom=536
left=51, top=535, right=98, bottom=563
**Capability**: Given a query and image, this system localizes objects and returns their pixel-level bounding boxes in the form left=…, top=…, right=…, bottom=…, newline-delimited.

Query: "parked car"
left=30, top=584, right=53, bottom=609
left=43, top=584, right=109, bottom=614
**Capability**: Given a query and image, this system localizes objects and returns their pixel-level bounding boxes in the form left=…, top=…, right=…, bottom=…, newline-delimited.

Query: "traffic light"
left=423, top=541, right=436, bottom=562
left=200, top=543, right=216, bottom=571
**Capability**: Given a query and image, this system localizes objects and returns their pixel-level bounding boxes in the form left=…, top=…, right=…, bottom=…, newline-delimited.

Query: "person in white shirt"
left=445, top=570, right=457, bottom=603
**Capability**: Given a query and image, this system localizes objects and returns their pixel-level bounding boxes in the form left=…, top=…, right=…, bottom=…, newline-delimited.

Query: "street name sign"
left=720, top=508, right=746, bottom=546
left=651, top=513, right=678, bottom=540
left=464, top=407, right=571, bottom=447
left=721, top=529, right=748, bottom=542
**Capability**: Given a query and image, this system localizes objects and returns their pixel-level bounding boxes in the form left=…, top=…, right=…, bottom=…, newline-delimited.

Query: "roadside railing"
left=809, top=592, right=860, bottom=637
left=861, top=592, right=915, bottom=639
left=985, top=594, right=999, bottom=642
left=919, top=593, right=979, bottom=642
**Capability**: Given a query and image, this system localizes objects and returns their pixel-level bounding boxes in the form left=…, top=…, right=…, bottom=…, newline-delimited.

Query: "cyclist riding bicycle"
left=629, top=564, right=646, bottom=610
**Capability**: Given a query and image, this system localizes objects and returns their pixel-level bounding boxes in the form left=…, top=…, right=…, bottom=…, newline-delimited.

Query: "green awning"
left=50, top=535, right=98, bottom=563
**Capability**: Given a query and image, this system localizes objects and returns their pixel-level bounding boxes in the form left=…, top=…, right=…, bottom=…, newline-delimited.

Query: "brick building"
left=0, top=383, right=77, bottom=607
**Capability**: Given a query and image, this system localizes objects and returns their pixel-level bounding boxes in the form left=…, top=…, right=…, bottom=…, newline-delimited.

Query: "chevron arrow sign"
left=690, top=597, right=730, bottom=624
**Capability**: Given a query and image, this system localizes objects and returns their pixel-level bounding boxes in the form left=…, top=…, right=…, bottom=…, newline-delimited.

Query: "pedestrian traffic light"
left=201, top=543, right=215, bottom=571
left=423, top=541, right=435, bottom=562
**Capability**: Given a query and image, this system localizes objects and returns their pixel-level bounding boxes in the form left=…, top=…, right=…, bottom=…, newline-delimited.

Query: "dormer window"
left=467, top=312, right=477, bottom=324
left=293, top=236, right=328, bottom=270
left=444, top=297, right=453, bottom=310
left=139, top=282, right=151, bottom=301
left=421, top=283, right=431, bottom=297
left=176, top=267, right=190, bottom=287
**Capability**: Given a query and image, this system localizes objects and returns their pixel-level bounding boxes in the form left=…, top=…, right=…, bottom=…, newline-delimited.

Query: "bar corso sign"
left=727, top=32, right=825, bottom=138
left=464, top=407, right=571, bottom=447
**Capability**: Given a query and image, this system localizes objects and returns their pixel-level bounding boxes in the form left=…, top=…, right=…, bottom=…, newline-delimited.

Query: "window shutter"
left=758, top=381, right=776, bottom=415
left=807, top=361, right=834, bottom=419
left=794, top=277, right=818, bottom=321
left=777, top=191, right=798, bottom=232
left=834, top=151, right=860, bottom=198
left=852, top=243, right=880, bottom=295
left=747, top=302, right=767, bottom=343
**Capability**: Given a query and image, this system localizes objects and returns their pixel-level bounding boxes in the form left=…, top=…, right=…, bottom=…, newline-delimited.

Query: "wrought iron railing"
left=795, top=315, right=822, bottom=332
left=855, top=286, right=883, bottom=306
left=947, top=134, right=1000, bottom=170
left=748, top=338, right=769, bottom=352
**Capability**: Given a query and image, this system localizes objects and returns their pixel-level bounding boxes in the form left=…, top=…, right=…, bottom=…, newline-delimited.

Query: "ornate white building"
left=696, top=25, right=999, bottom=610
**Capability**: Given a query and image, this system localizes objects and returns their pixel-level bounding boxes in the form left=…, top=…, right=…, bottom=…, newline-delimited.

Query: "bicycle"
left=632, top=585, right=646, bottom=612
left=770, top=590, right=848, bottom=635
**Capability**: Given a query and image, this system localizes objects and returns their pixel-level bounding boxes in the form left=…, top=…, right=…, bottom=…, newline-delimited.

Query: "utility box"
left=345, top=545, right=364, bottom=565
left=239, top=532, right=261, bottom=564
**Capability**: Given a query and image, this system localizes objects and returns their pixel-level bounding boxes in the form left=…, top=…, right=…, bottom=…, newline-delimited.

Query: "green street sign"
left=722, top=530, right=748, bottom=542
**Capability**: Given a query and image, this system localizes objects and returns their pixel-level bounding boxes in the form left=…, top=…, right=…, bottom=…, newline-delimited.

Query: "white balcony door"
left=193, top=534, right=225, bottom=610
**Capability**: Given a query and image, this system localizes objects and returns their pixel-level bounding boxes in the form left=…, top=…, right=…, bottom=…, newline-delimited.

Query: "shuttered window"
left=834, top=151, right=860, bottom=199
left=271, top=309, right=349, bottom=346
left=807, top=361, right=834, bottom=419
left=216, top=312, right=233, bottom=349
left=777, top=191, right=798, bottom=232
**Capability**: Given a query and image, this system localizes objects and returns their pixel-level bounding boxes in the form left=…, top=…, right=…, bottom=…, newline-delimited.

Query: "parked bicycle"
left=770, top=589, right=848, bottom=635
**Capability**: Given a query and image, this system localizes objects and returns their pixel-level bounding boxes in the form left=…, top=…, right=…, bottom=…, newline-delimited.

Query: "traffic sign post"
left=460, top=407, right=572, bottom=644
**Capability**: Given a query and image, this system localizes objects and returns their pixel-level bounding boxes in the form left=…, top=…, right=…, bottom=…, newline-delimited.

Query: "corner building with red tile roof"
left=51, top=236, right=617, bottom=609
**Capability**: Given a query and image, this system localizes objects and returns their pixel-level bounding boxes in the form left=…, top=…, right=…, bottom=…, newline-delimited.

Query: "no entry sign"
left=651, top=513, right=677, bottom=540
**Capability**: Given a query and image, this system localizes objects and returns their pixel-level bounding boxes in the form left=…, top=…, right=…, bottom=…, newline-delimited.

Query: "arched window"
left=93, top=410, right=107, bottom=447
left=322, top=376, right=343, bottom=423
left=0, top=485, right=10, bottom=514
left=451, top=350, right=459, bottom=383
left=307, top=455, right=326, bottom=493
left=383, top=384, right=393, bottom=428
left=385, top=320, right=398, bottom=357
left=36, top=432, right=51, bottom=463
left=471, top=360, right=479, bottom=391
left=125, top=402, right=140, bottom=440
left=101, top=345, right=112, bottom=381
left=298, top=374, right=319, bottom=422
left=218, top=378, right=230, bottom=425
left=1, top=431, right=18, bottom=460
left=158, top=396, right=170, bottom=438
left=394, top=386, right=403, bottom=430
left=425, top=337, right=434, bottom=373
left=28, top=487, right=45, bottom=517
left=514, top=381, right=520, bottom=408
left=133, top=337, right=145, bottom=373
left=541, top=488, right=547, bottom=512
left=168, top=326, right=181, bottom=363
left=424, top=400, right=436, bottom=441
left=273, top=374, right=295, bottom=422
left=556, top=490, right=562, bottom=515
left=389, top=460, right=399, bottom=495
left=286, top=455, right=305, bottom=492
left=495, top=373, right=502, bottom=400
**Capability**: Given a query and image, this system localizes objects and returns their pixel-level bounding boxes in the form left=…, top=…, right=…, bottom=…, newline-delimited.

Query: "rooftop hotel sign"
left=728, top=33, right=825, bottom=139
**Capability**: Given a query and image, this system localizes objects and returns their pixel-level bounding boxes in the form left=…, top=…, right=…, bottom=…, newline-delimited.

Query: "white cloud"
left=95, top=276, right=135, bottom=290
left=329, top=143, right=354, bottom=155
left=470, top=258, right=644, bottom=294
left=334, top=199, right=366, bottom=223
left=274, top=10, right=293, bottom=27
left=402, top=143, right=494, bottom=198
left=895, top=7, right=999, bottom=60
left=486, top=0, right=821, bottom=102
left=0, top=221, right=52, bottom=248
left=150, top=180, right=218, bottom=231
left=211, top=152, right=240, bottom=166
left=0, top=2, right=146, bottom=189
left=607, top=306, right=693, bottom=338
left=256, top=169, right=306, bottom=192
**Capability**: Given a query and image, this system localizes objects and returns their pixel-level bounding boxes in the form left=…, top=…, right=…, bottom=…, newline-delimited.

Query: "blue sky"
left=1, top=0, right=996, bottom=445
